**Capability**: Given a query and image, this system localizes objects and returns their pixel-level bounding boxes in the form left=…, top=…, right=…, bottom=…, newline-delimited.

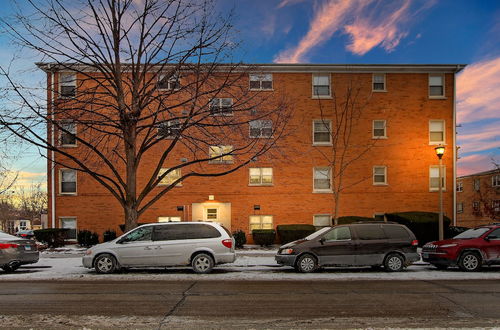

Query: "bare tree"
left=16, top=183, right=48, bottom=221
left=0, top=0, right=290, bottom=231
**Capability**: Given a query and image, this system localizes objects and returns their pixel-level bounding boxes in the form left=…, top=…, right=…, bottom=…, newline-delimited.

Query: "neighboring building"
left=456, top=169, right=500, bottom=227
left=3, top=219, right=32, bottom=234
left=39, top=64, right=464, bottom=240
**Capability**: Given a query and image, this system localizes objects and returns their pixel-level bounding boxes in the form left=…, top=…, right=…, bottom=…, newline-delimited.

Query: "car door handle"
left=144, top=246, right=152, bottom=250
left=154, top=246, right=162, bottom=250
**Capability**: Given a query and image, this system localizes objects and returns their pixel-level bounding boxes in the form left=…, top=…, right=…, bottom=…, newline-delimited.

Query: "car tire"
left=432, top=264, right=448, bottom=270
left=296, top=254, right=318, bottom=273
left=191, top=253, right=214, bottom=274
left=458, top=251, right=481, bottom=272
left=94, top=253, right=118, bottom=274
left=384, top=253, right=404, bottom=272
left=2, top=264, right=20, bottom=272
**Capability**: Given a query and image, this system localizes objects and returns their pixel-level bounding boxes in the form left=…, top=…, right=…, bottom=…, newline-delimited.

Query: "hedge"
left=337, top=216, right=377, bottom=225
left=33, top=228, right=70, bottom=248
left=77, top=230, right=99, bottom=247
left=103, top=229, right=117, bottom=242
left=276, top=224, right=316, bottom=244
left=232, top=230, right=247, bottom=248
left=252, top=229, right=276, bottom=246
left=385, top=212, right=451, bottom=245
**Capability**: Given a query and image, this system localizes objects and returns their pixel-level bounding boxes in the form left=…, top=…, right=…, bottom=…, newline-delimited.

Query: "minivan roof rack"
left=352, top=221, right=397, bottom=224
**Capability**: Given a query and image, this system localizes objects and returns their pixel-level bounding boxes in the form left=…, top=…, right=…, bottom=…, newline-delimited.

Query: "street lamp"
left=435, top=145, right=445, bottom=240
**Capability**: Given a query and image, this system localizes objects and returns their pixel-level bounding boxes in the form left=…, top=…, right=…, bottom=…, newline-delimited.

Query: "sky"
left=0, top=0, right=499, bottom=190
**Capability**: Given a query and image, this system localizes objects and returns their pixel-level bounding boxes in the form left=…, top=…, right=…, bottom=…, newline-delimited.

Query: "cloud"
left=456, top=56, right=500, bottom=124
left=14, top=171, right=46, bottom=189
left=277, top=0, right=308, bottom=9
left=458, top=121, right=500, bottom=155
left=457, top=153, right=499, bottom=177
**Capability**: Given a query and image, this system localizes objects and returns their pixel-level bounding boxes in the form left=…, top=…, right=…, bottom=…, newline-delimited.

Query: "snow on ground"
left=1, top=249, right=500, bottom=281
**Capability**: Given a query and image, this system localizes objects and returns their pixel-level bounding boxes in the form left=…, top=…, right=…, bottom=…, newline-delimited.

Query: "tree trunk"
left=124, top=123, right=138, bottom=233
left=124, top=204, right=139, bottom=233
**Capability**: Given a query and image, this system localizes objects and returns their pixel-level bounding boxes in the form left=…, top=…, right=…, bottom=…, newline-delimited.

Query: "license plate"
left=422, top=253, right=429, bottom=258
left=24, top=246, right=32, bottom=251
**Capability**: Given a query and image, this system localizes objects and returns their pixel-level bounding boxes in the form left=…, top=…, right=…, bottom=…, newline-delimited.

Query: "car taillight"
left=411, top=240, right=419, bottom=246
left=21, top=234, right=27, bottom=237
left=0, top=243, right=19, bottom=249
left=222, top=239, right=232, bottom=249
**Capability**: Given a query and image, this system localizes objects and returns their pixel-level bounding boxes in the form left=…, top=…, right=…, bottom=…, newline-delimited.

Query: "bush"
left=77, top=230, right=100, bottom=247
left=33, top=228, right=70, bottom=248
left=385, top=212, right=451, bottom=245
left=232, top=230, right=246, bottom=248
left=276, top=224, right=316, bottom=244
left=103, top=229, right=117, bottom=242
left=252, top=229, right=276, bottom=246
left=337, top=216, right=376, bottom=224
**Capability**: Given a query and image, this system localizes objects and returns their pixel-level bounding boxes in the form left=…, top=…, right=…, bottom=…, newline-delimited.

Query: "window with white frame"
left=473, top=178, right=480, bottom=191
left=60, top=72, right=76, bottom=97
left=373, top=166, right=387, bottom=185
left=157, top=119, right=181, bottom=139
left=312, top=73, right=330, bottom=97
left=372, top=120, right=387, bottom=138
left=429, top=165, right=446, bottom=191
left=60, top=169, right=77, bottom=194
left=157, top=73, right=180, bottom=90
left=206, top=208, right=218, bottom=220
left=429, top=74, right=444, bottom=97
left=313, top=120, right=331, bottom=144
left=313, top=214, right=331, bottom=228
left=373, top=73, right=386, bottom=91
left=158, top=168, right=182, bottom=186
left=457, top=181, right=463, bottom=192
left=249, top=73, right=273, bottom=90
left=249, top=215, right=273, bottom=231
left=209, top=145, right=233, bottom=164
left=314, top=167, right=331, bottom=191
left=158, top=216, right=181, bottom=222
left=60, top=217, right=77, bottom=240
left=492, top=175, right=500, bottom=187
left=429, top=120, right=445, bottom=144
left=492, top=200, right=500, bottom=212
left=209, top=98, right=233, bottom=116
left=249, top=167, right=273, bottom=185
left=457, top=202, right=464, bottom=214
left=60, top=121, right=77, bottom=146
left=472, top=201, right=480, bottom=212
left=249, top=120, right=273, bottom=138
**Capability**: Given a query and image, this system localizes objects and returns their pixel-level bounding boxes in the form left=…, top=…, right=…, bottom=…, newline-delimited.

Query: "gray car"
left=83, top=222, right=236, bottom=274
left=0, top=231, right=39, bottom=272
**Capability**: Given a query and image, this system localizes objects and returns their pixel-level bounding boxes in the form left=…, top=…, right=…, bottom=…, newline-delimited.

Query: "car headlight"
left=280, top=248, right=294, bottom=255
left=440, top=244, right=457, bottom=248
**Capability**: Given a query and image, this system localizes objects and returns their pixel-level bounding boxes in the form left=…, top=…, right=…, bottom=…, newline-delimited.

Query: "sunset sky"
left=0, top=0, right=499, bottom=189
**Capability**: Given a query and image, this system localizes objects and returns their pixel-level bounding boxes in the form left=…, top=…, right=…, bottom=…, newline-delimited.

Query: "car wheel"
left=296, top=254, right=318, bottom=273
left=2, top=264, right=20, bottom=272
left=192, top=253, right=214, bottom=274
left=458, top=252, right=481, bottom=272
left=384, top=253, right=404, bottom=272
left=94, top=254, right=118, bottom=274
left=432, top=264, right=448, bottom=270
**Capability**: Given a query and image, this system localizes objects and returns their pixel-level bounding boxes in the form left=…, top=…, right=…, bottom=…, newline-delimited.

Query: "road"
left=1, top=280, right=500, bottom=329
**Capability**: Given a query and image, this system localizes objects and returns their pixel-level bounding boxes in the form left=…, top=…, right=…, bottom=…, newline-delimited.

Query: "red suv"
left=422, top=224, right=500, bottom=271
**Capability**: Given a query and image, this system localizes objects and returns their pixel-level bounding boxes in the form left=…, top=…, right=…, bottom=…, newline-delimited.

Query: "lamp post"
left=435, top=146, right=445, bottom=240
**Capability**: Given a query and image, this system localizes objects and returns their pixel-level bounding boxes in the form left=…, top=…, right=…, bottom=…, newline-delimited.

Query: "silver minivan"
left=82, top=222, right=235, bottom=274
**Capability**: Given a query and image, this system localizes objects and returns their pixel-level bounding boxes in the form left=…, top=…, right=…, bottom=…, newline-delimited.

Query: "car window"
left=323, top=227, right=351, bottom=241
left=305, top=227, right=331, bottom=240
left=122, top=226, right=153, bottom=242
left=454, top=227, right=490, bottom=239
left=487, top=228, right=500, bottom=239
left=355, top=225, right=386, bottom=240
left=153, top=224, right=221, bottom=241
left=383, top=225, right=410, bottom=239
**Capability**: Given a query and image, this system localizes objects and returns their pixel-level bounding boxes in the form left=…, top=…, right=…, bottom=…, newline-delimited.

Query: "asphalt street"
left=1, top=279, right=500, bottom=329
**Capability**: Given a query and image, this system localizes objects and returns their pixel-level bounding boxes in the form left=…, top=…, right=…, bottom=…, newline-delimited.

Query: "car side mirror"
left=319, top=237, right=325, bottom=245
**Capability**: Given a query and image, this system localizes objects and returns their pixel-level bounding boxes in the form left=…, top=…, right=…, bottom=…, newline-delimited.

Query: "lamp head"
left=435, top=146, right=445, bottom=159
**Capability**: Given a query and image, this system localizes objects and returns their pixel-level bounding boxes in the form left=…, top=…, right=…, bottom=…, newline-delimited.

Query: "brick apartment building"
left=39, top=63, right=464, bottom=240
left=456, top=169, right=500, bottom=227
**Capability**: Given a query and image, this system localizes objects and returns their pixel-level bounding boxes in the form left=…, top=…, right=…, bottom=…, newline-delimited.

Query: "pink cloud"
left=457, top=153, right=499, bottom=177
left=458, top=122, right=500, bottom=154
left=457, top=56, right=500, bottom=124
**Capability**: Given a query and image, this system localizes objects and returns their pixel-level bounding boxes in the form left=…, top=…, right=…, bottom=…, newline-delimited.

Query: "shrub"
left=33, top=228, right=70, bottom=248
left=276, top=224, right=316, bottom=244
left=77, top=230, right=100, bottom=247
left=232, top=230, right=246, bottom=248
left=103, top=229, right=117, bottom=242
left=337, top=216, right=376, bottom=224
left=252, top=229, right=276, bottom=246
left=385, top=212, right=451, bottom=245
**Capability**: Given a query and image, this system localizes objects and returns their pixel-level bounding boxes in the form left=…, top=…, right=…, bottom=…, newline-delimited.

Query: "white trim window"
left=429, top=120, right=445, bottom=144
left=60, top=121, right=77, bottom=146
left=209, top=145, right=233, bottom=164
left=60, top=217, right=77, bottom=240
left=429, top=165, right=446, bottom=191
left=456, top=181, right=463, bottom=192
left=473, top=178, right=480, bottom=191
left=492, top=175, right=500, bottom=187
left=157, top=119, right=181, bottom=139
left=249, top=120, right=273, bottom=138
left=372, top=73, right=386, bottom=91
left=313, top=214, right=331, bottom=228
left=249, top=167, right=273, bottom=186
left=472, top=201, right=480, bottom=212
left=210, top=98, right=233, bottom=116
left=457, top=202, right=464, bottom=214
left=429, top=74, right=445, bottom=97
left=313, top=119, right=332, bottom=145
left=60, top=169, right=77, bottom=194
left=372, top=120, right=387, bottom=139
left=249, top=215, right=273, bottom=231
left=157, top=73, right=180, bottom=90
left=249, top=73, right=273, bottom=90
left=158, top=168, right=182, bottom=186
left=313, top=167, right=331, bottom=192
left=492, top=200, right=500, bottom=212
left=373, top=166, right=387, bottom=185
left=59, top=72, right=76, bottom=98
left=312, top=73, right=331, bottom=97
left=158, top=216, right=181, bottom=222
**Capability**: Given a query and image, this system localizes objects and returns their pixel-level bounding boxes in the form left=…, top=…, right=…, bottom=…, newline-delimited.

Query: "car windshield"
left=454, top=227, right=490, bottom=239
left=304, top=227, right=331, bottom=240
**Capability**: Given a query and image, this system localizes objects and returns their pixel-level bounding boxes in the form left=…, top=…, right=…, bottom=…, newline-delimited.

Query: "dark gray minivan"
left=275, top=223, right=419, bottom=272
